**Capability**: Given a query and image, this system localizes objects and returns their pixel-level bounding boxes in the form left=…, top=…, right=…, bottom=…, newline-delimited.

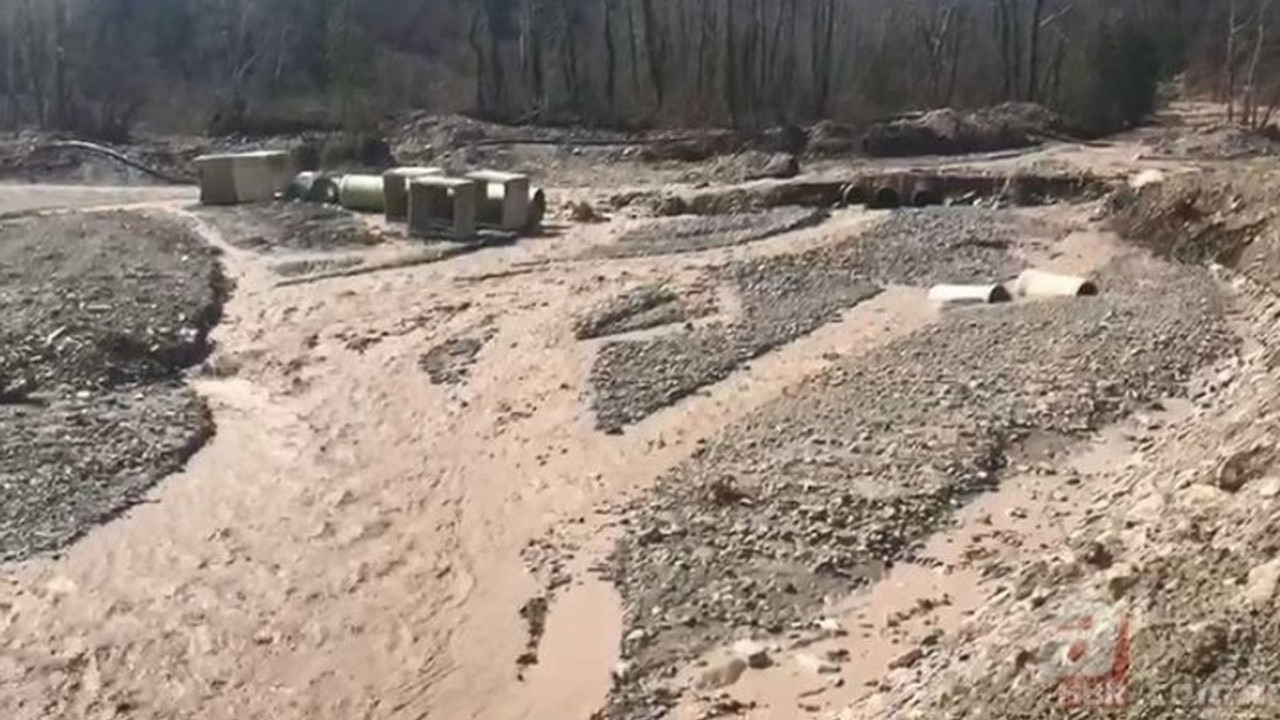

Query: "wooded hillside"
left=0, top=0, right=1276, bottom=139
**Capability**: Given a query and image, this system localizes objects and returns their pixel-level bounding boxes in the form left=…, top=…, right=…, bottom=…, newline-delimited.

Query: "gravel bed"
left=588, top=208, right=1026, bottom=432
left=0, top=211, right=227, bottom=562
left=589, top=206, right=827, bottom=259
left=574, top=284, right=716, bottom=340
left=845, top=207, right=1025, bottom=285
left=420, top=326, right=498, bottom=386
left=0, top=211, right=226, bottom=393
left=0, top=387, right=212, bottom=561
left=607, top=254, right=1232, bottom=717
left=194, top=202, right=378, bottom=252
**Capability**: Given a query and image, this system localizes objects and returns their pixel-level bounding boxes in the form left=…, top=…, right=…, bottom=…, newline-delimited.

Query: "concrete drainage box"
left=384, top=167, right=444, bottom=221
left=466, top=170, right=531, bottom=231
left=408, top=176, right=479, bottom=240
left=195, top=151, right=292, bottom=205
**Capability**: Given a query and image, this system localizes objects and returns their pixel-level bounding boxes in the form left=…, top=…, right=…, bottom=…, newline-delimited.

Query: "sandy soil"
left=0, top=116, right=1251, bottom=720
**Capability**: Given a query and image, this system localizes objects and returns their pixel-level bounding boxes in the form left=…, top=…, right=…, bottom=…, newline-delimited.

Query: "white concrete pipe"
left=337, top=174, right=387, bottom=213
left=1013, top=269, right=1099, bottom=298
left=928, top=284, right=1013, bottom=306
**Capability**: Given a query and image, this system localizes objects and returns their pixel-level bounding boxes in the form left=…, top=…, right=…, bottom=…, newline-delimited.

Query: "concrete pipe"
left=308, top=175, right=340, bottom=204
left=337, top=174, right=387, bottom=213
left=285, top=171, right=319, bottom=201
left=911, top=180, right=943, bottom=207
left=928, top=284, right=1013, bottom=306
left=528, top=187, right=547, bottom=230
left=870, top=187, right=901, bottom=209
left=842, top=184, right=869, bottom=207
left=1013, top=269, right=1099, bottom=298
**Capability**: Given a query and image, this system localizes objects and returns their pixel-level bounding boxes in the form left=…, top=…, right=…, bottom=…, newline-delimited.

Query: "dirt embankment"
left=0, top=211, right=227, bottom=561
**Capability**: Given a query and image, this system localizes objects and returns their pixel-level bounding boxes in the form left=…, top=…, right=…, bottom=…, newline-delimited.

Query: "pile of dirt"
left=862, top=103, right=1063, bottom=158
left=590, top=207, right=827, bottom=259
left=0, top=211, right=226, bottom=561
left=1108, top=169, right=1280, bottom=292
left=608, top=253, right=1232, bottom=719
left=1145, top=123, right=1280, bottom=160
left=193, top=202, right=381, bottom=253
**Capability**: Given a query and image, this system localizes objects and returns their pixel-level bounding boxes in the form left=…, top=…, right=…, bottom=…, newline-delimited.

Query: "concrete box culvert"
left=1013, top=269, right=1099, bottom=298
left=383, top=167, right=443, bottom=221
left=928, top=284, right=1014, bottom=306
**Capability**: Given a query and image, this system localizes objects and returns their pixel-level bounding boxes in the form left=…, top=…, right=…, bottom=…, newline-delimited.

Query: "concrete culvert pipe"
left=1013, top=269, right=1099, bottom=298
left=337, top=174, right=387, bottom=213
left=307, top=175, right=340, bottom=204
left=842, top=184, right=869, bottom=207
left=928, top=284, right=1014, bottom=306
left=911, top=183, right=942, bottom=207
left=870, top=187, right=901, bottom=209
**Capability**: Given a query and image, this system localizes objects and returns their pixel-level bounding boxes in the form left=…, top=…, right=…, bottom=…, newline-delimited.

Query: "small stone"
left=888, top=647, right=924, bottom=670
left=1244, top=558, right=1280, bottom=608
left=1105, top=563, right=1137, bottom=602
left=1258, top=477, right=1280, bottom=498
left=695, top=657, right=748, bottom=690
left=732, top=639, right=772, bottom=669
left=795, top=652, right=841, bottom=675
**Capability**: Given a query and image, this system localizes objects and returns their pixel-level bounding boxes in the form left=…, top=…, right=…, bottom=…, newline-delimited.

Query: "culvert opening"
left=871, top=187, right=901, bottom=209
left=911, top=189, right=942, bottom=207
left=843, top=185, right=869, bottom=206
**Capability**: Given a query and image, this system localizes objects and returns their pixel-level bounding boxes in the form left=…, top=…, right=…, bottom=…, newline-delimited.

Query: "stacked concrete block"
left=383, top=167, right=444, bottom=221
left=195, top=151, right=292, bottom=205
left=408, top=176, right=478, bottom=240
left=466, top=170, right=531, bottom=231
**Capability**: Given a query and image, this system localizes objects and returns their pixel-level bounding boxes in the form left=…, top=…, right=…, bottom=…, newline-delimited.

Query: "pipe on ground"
left=1013, top=269, right=1099, bottom=298
left=337, top=174, right=386, bottom=213
left=928, top=284, right=1013, bottom=306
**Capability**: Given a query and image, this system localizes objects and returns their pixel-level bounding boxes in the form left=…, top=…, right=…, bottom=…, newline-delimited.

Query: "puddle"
left=517, top=573, right=623, bottom=719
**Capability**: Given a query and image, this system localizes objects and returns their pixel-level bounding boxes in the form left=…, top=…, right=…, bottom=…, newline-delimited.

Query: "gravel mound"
left=420, top=326, right=497, bottom=386
left=194, top=202, right=378, bottom=253
left=0, top=211, right=226, bottom=393
left=588, top=209, right=1025, bottom=431
left=575, top=284, right=716, bottom=340
left=848, top=207, right=1026, bottom=285
left=0, top=211, right=227, bottom=562
left=0, top=387, right=211, bottom=561
left=590, top=251, right=880, bottom=431
left=591, top=207, right=827, bottom=259
left=608, top=254, right=1232, bottom=717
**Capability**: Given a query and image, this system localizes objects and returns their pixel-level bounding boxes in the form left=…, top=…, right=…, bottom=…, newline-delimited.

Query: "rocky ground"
left=589, top=207, right=828, bottom=259
left=574, top=284, right=718, bottom=341
left=606, top=247, right=1232, bottom=718
left=851, top=185, right=1280, bottom=719
left=7, top=104, right=1280, bottom=720
left=192, top=201, right=381, bottom=253
left=0, top=210, right=226, bottom=561
left=589, top=208, right=1028, bottom=432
